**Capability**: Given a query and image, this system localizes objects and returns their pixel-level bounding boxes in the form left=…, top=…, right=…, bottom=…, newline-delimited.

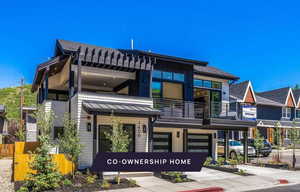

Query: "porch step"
left=103, top=172, right=153, bottom=178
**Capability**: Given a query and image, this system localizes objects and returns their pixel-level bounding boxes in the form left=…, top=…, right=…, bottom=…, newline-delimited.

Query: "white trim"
left=285, top=88, right=296, bottom=107
left=242, top=81, right=257, bottom=103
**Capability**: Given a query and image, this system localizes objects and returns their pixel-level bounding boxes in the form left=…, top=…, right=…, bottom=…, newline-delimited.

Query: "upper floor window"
left=282, top=107, right=292, bottom=118
left=296, top=109, right=300, bottom=119
left=152, top=70, right=185, bottom=82
left=194, top=79, right=222, bottom=90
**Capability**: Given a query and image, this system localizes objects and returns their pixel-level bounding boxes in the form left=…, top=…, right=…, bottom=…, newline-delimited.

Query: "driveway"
left=0, top=159, right=13, bottom=192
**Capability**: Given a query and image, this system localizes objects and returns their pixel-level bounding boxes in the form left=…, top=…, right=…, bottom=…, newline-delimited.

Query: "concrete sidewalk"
left=105, top=166, right=300, bottom=192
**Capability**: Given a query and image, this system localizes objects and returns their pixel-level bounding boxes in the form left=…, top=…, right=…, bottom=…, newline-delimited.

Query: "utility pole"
left=20, top=78, right=24, bottom=129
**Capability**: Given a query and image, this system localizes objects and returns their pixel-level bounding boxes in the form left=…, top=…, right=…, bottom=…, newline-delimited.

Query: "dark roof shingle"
left=230, top=81, right=250, bottom=100
left=256, top=87, right=291, bottom=105
left=194, top=65, right=239, bottom=80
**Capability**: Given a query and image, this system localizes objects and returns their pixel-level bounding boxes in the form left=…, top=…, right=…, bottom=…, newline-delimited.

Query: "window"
left=212, top=81, right=222, bottom=89
left=296, top=109, right=300, bottom=119
left=152, top=70, right=185, bottom=82
left=203, top=80, right=212, bottom=88
left=173, top=73, right=185, bottom=82
left=162, top=72, right=173, bottom=80
left=194, top=79, right=203, bottom=87
left=152, top=81, right=162, bottom=98
left=152, top=70, right=162, bottom=79
left=282, top=107, right=292, bottom=118
left=194, top=79, right=222, bottom=90
left=163, top=82, right=183, bottom=100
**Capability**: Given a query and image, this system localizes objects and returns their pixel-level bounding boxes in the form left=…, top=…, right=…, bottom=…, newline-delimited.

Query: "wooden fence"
left=13, top=142, right=74, bottom=181
left=0, top=144, right=14, bottom=157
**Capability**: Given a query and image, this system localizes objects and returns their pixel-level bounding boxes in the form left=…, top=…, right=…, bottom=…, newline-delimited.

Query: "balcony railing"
left=153, top=98, right=224, bottom=119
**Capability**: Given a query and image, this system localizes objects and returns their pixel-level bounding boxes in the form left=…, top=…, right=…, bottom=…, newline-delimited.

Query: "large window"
left=194, top=79, right=222, bottom=90
left=282, top=107, right=292, bottom=118
left=152, top=82, right=162, bottom=98
left=296, top=109, right=300, bottom=119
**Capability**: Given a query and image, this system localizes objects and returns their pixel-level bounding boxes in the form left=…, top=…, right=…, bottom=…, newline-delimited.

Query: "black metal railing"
left=153, top=98, right=224, bottom=119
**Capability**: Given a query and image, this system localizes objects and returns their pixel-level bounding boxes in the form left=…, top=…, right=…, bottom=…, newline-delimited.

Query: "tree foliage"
left=58, top=113, right=83, bottom=178
left=0, top=84, right=36, bottom=120
left=288, top=121, right=300, bottom=168
left=254, top=128, right=264, bottom=163
left=19, top=107, right=62, bottom=192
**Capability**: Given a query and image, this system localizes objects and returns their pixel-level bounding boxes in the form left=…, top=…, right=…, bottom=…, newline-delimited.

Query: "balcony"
left=153, top=98, right=224, bottom=119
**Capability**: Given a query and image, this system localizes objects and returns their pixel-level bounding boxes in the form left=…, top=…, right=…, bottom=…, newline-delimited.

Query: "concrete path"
left=0, top=159, right=14, bottom=192
left=105, top=166, right=300, bottom=192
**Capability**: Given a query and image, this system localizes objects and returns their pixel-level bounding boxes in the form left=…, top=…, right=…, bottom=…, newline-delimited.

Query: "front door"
left=98, top=124, right=135, bottom=152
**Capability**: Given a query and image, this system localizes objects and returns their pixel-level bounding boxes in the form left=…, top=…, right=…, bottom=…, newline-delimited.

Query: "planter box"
left=263, top=163, right=289, bottom=169
left=161, top=173, right=187, bottom=181
left=204, top=165, right=239, bottom=173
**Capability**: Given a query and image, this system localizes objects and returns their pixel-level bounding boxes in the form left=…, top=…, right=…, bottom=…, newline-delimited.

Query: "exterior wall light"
left=177, top=131, right=180, bottom=138
left=87, top=122, right=91, bottom=132
left=143, top=124, right=147, bottom=133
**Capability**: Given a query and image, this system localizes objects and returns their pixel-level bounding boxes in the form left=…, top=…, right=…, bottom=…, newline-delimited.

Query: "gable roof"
left=194, top=65, right=239, bottom=80
left=256, top=87, right=296, bottom=106
left=229, top=81, right=256, bottom=103
left=293, top=89, right=300, bottom=108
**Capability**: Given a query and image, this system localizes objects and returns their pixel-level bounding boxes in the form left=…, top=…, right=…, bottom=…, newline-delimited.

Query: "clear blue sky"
left=0, top=0, right=299, bottom=91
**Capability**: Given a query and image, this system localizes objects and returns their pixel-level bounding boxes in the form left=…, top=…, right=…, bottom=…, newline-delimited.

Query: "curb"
left=177, top=187, right=224, bottom=192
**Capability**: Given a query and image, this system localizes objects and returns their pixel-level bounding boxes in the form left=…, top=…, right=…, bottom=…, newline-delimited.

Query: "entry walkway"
left=107, top=166, right=300, bottom=192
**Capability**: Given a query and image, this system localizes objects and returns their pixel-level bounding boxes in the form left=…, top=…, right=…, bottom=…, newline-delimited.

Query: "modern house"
left=256, top=87, right=300, bottom=143
left=0, top=105, right=7, bottom=144
left=32, top=39, right=256, bottom=169
left=229, top=81, right=257, bottom=140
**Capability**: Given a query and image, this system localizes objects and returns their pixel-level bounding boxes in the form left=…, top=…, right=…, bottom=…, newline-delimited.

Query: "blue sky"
left=0, top=0, right=299, bottom=91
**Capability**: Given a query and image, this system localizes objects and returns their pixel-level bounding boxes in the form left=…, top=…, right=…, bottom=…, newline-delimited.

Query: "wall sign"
left=242, top=106, right=257, bottom=120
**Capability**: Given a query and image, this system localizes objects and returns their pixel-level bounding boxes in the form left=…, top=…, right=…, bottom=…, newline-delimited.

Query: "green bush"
left=203, top=157, right=213, bottom=166
left=62, top=178, right=73, bottom=186
left=128, top=178, right=137, bottom=187
left=173, top=177, right=182, bottom=183
left=86, top=175, right=97, bottom=184
left=101, top=179, right=111, bottom=189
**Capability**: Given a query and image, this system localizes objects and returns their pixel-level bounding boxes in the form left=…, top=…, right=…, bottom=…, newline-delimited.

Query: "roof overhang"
left=257, top=120, right=300, bottom=129
left=82, top=100, right=160, bottom=116
left=203, top=118, right=256, bottom=131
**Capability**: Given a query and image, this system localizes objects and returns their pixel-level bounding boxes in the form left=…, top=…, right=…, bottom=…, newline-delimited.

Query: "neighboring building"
left=22, top=106, right=37, bottom=142
left=256, top=87, right=300, bottom=143
left=293, top=89, right=300, bottom=120
left=31, top=39, right=255, bottom=169
left=229, top=81, right=257, bottom=140
left=0, top=105, right=7, bottom=144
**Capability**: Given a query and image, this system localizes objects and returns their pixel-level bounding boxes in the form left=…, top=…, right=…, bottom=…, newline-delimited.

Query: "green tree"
left=294, top=84, right=300, bottom=90
left=19, top=106, right=62, bottom=192
left=58, top=114, right=83, bottom=178
left=104, top=115, right=130, bottom=185
left=254, top=128, right=264, bottom=164
left=288, top=121, right=300, bottom=168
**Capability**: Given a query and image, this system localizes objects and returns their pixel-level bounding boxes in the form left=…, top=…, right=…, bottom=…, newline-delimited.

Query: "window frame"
left=193, top=79, right=222, bottom=90
left=296, top=109, right=300, bottom=119
left=282, top=107, right=292, bottom=118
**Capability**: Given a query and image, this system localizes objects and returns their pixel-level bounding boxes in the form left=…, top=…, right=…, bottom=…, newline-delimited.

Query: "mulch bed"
left=15, top=178, right=139, bottom=192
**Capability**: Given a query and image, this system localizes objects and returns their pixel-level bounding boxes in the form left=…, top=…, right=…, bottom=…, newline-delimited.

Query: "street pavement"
left=245, top=184, right=300, bottom=192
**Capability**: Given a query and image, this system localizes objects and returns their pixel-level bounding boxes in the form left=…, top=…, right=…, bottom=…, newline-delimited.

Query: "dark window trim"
left=153, top=132, right=172, bottom=152
left=152, top=80, right=184, bottom=100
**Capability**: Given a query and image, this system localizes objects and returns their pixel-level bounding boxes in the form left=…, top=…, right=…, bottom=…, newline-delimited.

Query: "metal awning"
left=202, top=118, right=257, bottom=131
left=82, top=100, right=160, bottom=116
left=154, top=118, right=203, bottom=129
left=257, top=120, right=300, bottom=129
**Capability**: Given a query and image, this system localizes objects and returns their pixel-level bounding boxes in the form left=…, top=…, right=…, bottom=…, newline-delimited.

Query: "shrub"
left=17, top=186, right=29, bottom=192
left=62, top=178, right=73, bottom=186
left=101, top=179, right=111, bottom=189
left=173, top=177, right=182, bottom=183
left=86, top=175, right=97, bottom=184
left=128, top=178, right=137, bottom=187
left=203, top=157, right=213, bottom=166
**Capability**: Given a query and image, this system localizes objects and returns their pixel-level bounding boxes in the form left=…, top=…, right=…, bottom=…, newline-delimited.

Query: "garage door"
left=187, top=134, right=212, bottom=155
left=153, top=132, right=172, bottom=152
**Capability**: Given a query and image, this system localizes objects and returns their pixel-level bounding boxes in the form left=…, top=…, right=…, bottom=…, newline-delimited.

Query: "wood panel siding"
left=245, top=88, right=255, bottom=104
left=287, top=93, right=295, bottom=107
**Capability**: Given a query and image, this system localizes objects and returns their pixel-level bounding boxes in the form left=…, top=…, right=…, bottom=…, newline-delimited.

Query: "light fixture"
left=87, top=122, right=91, bottom=132
left=176, top=131, right=180, bottom=138
left=143, top=125, right=147, bottom=133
